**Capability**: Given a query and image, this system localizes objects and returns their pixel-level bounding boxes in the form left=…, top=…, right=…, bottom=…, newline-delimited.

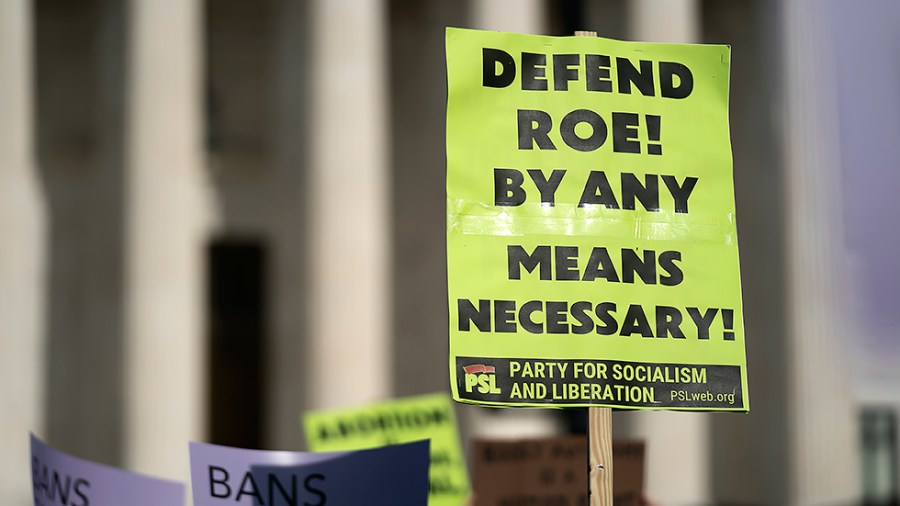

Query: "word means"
left=483, top=48, right=694, bottom=98
left=508, top=245, right=682, bottom=286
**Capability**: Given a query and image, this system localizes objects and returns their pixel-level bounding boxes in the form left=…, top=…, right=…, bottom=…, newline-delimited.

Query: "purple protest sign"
left=190, top=439, right=430, bottom=506
left=31, top=433, right=184, bottom=506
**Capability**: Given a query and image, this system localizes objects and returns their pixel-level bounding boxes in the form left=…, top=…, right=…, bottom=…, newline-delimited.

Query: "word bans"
left=483, top=48, right=693, bottom=98
left=458, top=299, right=736, bottom=340
left=32, top=457, right=91, bottom=506
left=207, top=466, right=326, bottom=506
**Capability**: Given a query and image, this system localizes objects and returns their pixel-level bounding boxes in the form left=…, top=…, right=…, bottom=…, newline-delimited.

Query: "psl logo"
left=463, top=364, right=501, bottom=394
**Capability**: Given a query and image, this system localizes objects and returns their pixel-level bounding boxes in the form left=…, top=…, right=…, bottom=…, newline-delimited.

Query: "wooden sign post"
left=589, top=407, right=613, bottom=505
left=574, top=28, right=614, bottom=506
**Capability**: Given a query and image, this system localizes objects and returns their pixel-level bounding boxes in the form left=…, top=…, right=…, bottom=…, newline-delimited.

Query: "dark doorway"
left=862, top=407, right=899, bottom=506
left=207, top=239, right=267, bottom=449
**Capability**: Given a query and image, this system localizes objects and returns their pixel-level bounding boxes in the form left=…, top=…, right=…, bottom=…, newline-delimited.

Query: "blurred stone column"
left=628, top=0, right=699, bottom=44
left=616, top=3, right=711, bottom=505
left=0, top=0, right=45, bottom=503
left=472, top=0, right=544, bottom=33
left=781, top=1, right=860, bottom=503
left=464, top=0, right=569, bottom=441
left=390, top=0, right=469, bottom=400
left=264, top=0, right=310, bottom=450
left=307, top=0, right=391, bottom=409
left=125, top=0, right=209, bottom=481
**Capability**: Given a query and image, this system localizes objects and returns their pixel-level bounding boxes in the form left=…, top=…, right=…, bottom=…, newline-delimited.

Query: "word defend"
left=482, top=48, right=693, bottom=97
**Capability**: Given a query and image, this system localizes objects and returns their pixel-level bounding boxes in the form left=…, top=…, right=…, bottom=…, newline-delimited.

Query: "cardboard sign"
left=189, top=440, right=430, bottom=506
left=446, top=27, right=748, bottom=410
left=471, top=436, right=645, bottom=506
left=472, top=435, right=588, bottom=506
left=303, top=393, right=469, bottom=506
left=30, top=433, right=184, bottom=506
left=611, top=441, right=645, bottom=506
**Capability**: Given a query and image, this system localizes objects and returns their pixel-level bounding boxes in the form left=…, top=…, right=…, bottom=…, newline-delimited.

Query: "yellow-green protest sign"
left=446, top=28, right=748, bottom=411
left=303, top=393, right=469, bottom=506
